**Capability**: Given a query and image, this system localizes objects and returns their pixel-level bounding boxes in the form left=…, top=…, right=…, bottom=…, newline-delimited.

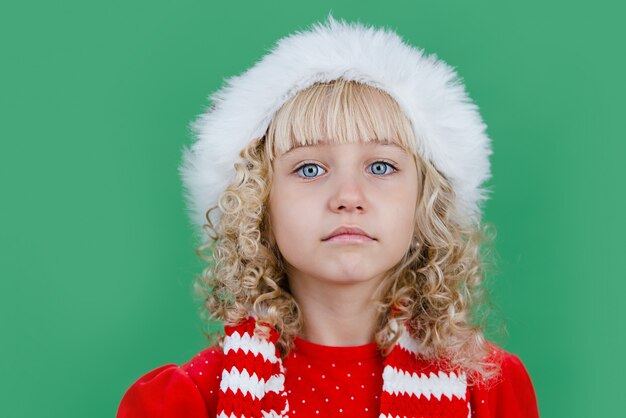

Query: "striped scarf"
left=216, top=316, right=471, bottom=417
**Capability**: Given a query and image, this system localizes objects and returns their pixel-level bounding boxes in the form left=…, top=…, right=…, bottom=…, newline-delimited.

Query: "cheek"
left=388, top=184, right=418, bottom=248
left=387, top=204, right=415, bottom=251
left=268, top=190, right=317, bottom=244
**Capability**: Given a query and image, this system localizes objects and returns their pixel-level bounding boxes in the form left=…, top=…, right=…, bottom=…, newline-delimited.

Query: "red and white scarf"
left=216, top=316, right=472, bottom=417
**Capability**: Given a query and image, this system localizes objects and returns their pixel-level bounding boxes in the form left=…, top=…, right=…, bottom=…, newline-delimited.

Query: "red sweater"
left=117, top=337, right=539, bottom=418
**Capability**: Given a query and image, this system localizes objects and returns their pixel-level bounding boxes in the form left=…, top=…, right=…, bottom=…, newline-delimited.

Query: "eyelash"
left=293, top=160, right=398, bottom=178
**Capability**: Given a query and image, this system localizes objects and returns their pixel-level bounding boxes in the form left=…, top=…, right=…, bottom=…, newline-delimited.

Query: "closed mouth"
left=323, top=226, right=375, bottom=241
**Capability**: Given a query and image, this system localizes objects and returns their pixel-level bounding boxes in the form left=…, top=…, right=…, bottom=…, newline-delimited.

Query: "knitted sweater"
left=117, top=318, right=539, bottom=418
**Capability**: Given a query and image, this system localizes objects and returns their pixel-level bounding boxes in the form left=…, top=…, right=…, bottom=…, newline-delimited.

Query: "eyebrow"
left=282, top=141, right=407, bottom=156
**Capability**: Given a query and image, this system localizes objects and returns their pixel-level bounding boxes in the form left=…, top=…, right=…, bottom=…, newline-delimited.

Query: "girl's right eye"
left=295, top=163, right=326, bottom=178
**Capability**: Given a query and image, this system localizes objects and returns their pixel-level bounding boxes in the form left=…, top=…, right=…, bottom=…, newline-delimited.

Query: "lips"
left=323, top=226, right=374, bottom=241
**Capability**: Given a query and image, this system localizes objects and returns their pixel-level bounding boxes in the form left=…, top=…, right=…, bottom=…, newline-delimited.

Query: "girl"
left=117, top=16, right=539, bottom=418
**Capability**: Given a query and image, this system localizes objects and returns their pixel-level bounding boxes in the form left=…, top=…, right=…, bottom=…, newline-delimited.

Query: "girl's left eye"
left=368, top=161, right=397, bottom=175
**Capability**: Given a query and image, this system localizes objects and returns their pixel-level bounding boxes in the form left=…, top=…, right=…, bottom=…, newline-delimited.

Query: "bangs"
left=266, top=79, right=417, bottom=160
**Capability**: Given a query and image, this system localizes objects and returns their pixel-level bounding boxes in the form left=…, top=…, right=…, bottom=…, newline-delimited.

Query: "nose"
left=328, top=171, right=367, bottom=213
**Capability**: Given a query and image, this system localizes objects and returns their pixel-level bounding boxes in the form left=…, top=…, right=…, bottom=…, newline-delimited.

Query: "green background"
left=1, top=1, right=624, bottom=417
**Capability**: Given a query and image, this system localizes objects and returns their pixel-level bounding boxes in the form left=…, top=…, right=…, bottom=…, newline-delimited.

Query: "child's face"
left=268, top=140, right=419, bottom=288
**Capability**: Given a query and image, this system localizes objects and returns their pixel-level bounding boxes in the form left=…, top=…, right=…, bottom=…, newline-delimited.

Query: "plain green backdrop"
left=1, top=0, right=624, bottom=417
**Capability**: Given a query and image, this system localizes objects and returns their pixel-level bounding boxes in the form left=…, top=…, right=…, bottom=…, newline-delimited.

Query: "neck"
left=287, top=270, right=383, bottom=346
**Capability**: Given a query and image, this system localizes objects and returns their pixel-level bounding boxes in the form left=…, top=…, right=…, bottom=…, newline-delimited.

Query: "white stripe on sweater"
left=389, top=319, right=433, bottom=356
left=396, top=325, right=422, bottom=355
left=223, top=331, right=280, bottom=364
left=261, top=411, right=284, bottom=418
left=220, top=366, right=285, bottom=399
left=381, top=365, right=468, bottom=401
left=217, top=411, right=283, bottom=418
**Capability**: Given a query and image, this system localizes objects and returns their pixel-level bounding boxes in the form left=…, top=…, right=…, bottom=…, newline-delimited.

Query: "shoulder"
left=116, top=347, right=224, bottom=418
left=469, top=344, right=540, bottom=418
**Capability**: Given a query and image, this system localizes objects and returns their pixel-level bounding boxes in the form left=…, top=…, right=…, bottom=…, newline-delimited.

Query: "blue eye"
left=296, top=163, right=327, bottom=178
left=368, top=161, right=396, bottom=175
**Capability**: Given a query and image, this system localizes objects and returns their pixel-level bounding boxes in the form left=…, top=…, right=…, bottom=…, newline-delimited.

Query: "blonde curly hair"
left=193, top=78, right=503, bottom=386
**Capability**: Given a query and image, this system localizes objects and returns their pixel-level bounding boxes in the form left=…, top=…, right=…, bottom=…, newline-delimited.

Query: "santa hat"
left=179, top=15, right=492, bottom=243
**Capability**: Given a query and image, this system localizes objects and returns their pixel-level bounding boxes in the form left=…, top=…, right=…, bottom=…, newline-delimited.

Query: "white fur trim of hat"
left=179, top=14, right=493, bottom=244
